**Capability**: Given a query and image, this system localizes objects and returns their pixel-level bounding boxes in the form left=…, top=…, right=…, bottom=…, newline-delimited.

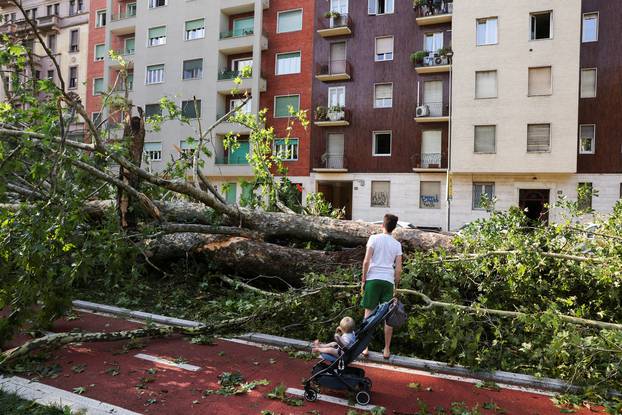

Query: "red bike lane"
left=5, top=311, right=597, bottom=415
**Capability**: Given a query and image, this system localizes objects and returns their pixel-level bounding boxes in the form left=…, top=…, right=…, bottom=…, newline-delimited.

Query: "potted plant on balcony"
left=315, top=106, right=328, bottom=121
left=324, top=10, right=341, bottom=19
left=410, top=50, right=428, bottom=66
left=327, top=105, right=345, bottom=121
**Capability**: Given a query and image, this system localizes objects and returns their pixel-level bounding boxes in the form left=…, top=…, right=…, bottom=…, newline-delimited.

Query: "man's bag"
left=386, top=299, right=408, bottom=328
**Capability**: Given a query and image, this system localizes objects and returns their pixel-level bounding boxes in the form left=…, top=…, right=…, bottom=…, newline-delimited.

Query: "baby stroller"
left=303, top=298, right=400, bottom=406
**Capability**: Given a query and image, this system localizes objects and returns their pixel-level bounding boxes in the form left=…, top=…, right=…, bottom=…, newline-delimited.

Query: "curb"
left=73, top=300, right=579, bottom=395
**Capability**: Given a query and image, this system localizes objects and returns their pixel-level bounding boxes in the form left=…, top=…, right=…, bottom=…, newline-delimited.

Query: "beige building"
left=0, top=0, right=90, bottom=110
left=449, top=0, right=583, bottom=229
left=103, top=0, right=268, bottom=203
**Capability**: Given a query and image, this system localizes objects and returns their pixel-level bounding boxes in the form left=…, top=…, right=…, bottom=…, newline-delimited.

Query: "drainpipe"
left=446, top=51, right=454, bottom=232
left=251, top=0, right=263, bottom=118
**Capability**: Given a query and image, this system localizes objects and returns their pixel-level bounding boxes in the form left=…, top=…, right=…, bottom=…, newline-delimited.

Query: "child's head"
left=339, top=316, right=355, bottom=333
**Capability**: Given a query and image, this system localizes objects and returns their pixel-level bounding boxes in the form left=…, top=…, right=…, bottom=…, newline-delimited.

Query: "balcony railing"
left=316, top=60, right=351, bottom=77
left=36, top=15, right=59, bottom=29
left=417, top=102, right=449, bottom=118
left=220, top=28, right=254, bottom=39
left=218, top=69, right=253, bottom=80
left=111, top=10, right=137, bottom=21
left=315, top=107, right=351, bottom=124
left=412, top=152, right=447, bottom=169
left=320, top=153, right=347, bottom=170
left=414, top=0, right=453, bottom=18
left=317, top=13, right=352, bottom=31
left=112, top=48, right=135, bottom=56
left=215, top=155, right=250, bottom=165
left=420, top=53, right=450, bottom=67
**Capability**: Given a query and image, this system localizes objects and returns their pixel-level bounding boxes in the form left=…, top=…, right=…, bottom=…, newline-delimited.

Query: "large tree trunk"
left=145, top=233, right=365, bottom=283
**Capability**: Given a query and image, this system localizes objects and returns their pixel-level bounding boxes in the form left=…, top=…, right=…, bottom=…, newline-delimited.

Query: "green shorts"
left=361, top=279, right=394, bottom=310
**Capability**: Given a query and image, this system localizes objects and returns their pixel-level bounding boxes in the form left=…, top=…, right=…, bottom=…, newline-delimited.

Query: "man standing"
left=360, top=214, right=403, bottom=359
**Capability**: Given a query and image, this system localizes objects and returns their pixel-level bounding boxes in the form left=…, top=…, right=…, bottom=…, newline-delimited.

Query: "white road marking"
left=134, top=353, right=201, bottom=372
left=0, top=375, right=141, bottom=415
left=286, top=387, right=381, bottom=412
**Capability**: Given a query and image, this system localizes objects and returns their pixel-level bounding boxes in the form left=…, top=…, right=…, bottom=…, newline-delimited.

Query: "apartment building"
left=85, top=0, right=107, bottom=127
left=309, top=0, right=452, bottom=225
left=0, top=0, right=89, bottom=110
left=576, top=0, right=622, bottom=215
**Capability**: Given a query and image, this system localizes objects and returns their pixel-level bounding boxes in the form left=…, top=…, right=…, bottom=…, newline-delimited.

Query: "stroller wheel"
left=304, top=388, right=318, bottom=402
left=355, top=390, right=371, bottom=406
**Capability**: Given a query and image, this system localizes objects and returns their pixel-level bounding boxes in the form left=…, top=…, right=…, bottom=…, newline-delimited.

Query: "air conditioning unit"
left=434, top=56, right=449, bottom=65
left=416, top=105, right=430, bottom=117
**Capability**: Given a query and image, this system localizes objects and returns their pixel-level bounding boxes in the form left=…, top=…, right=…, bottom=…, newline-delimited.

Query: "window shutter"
left=475, top=71, right=497, bottom=98
left=144, top=142, right=162, bottom=152
left=474, top=126, right=496, bottom=153
left=368, top=0, right=377, bottom=15
left=580, top=69, right=596, bottom=98
left=528, top=67, right=552, bottom=96
left=125, top=38, right=135, bottom=52
left=375, top=84, right=392, bottom=100
left=527, top=124, right=551, bottom=152
left=95, top=44, right=105, bottom=59
left=486, top=18, right=498, bottom=44
left=275, top=96, right=299, bottom=117
left=420, top=181, right=441, bottom=209
left=277, top=10, right=301, bottom=32
left=93, top=78, right=104, bottom=93
left=184, top=59, right=202, bottom=71
left=276, top=52, right=301, bottom=74
left=376, top=36, right=393, bottom=54
left=149, top=26, right=166, bottom=38
left=185, top=19, right=204, bottom=31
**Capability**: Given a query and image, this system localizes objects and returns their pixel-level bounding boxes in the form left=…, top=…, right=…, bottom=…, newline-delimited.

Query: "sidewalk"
left=2, top=311, right=595, bottom=415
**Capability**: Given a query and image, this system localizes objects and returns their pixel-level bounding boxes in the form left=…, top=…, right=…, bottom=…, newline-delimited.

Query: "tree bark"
left=144, top=233, right=365, bottom=282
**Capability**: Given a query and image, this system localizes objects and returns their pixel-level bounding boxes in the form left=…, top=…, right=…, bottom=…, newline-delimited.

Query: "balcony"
left=216, top=69, right=266, bottom=94
left=213, top=144, right=254, bottom=176
left=314, top=107, right=350, bottom=127
left=414, top=102, right=449, bottom=123
left=414, top=0, right=453, bottom=26
left=317, top=13, right=352, bottom=37
left=413, top=52, right=451, bottom=74
left=36, top=15, right=60, bottom=31
left=315, top=60, right=351, bottom=82
left=412, top=152, right=447, bottom=172
left=313, top=153, right=348, bottom=173
left=109, top=10, right=136, bottom=35
left=213, top=113, right=252, bottom=136
left=218, top=28, right=268, bottom=54
left=220, top=0, right=269, bottom=15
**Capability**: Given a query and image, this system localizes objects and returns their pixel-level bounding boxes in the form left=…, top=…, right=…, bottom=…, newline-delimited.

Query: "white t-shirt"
left=340, top=332, right=355, bottom=348
left=366, top=233, right=403, bottom=284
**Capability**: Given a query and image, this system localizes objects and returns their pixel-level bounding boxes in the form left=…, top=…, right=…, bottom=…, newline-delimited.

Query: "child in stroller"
left=312, top=316, right=356, bottom=361
left=303, top=298, right=400, bottom=406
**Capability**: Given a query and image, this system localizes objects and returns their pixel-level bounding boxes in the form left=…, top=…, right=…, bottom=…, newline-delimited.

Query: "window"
left=328, top=86, right=345, bottom=108
left=179, top=140, right=196, bottom=157
left=185, top=19, right=205, bottom=40
left=146, top=64, right=164, bottom=84
left=373, top=131, right=391, bottom=156
left=68, top=66, right=77, bottom=89
left=144, top=143, right=162, bottom=162
left=476, top=17, right=498, bottom=45
left=276, top=52, right=301, bottom=75
left=528, top=66, right=552, bottom=96
left=69, top=29, right=79, bottom=52
left=182, top=58, right=203, bottom=80
left=230, top=98, right=252, bottom=114
left=149, top=0, right=167, bottom=8
left=275, top=138, right=299, bottom=161
left=148, top=26, right=166, bottom=46
left=374, top=83, right=393, bottom=108
left=368, top=0, right=394, bottom=15
left=232, top=17, right=254, bottom=36
left=331, top=0, right=348, bottom=15
left=93, top=78, right=104, bottom=95
left=124, top=38, right=135, bottom=55
left=577, top=182, right=593, bottom=210
left=530, top=11, right=552, bottom=40
left=423, top=80, right=443, bottom=116
left=47, top=34, right=56, bottom=53
left=274, top=95, right=300, bottom=118
left=94, top=44, right=105, bottom=61
left=232, top=58, right=253, bottom=72
left=126, top=3, right=137, bottom=17
left=420, top=181, right=441, bottom=209
left=145, top=103, right=162, bottom=117
left=96, top=10, right=107, bottom=27
left=126, top=73, right=134, bottom=90
left=579, top=124, right=595, bottom=154
left=424, top=32, right=443, bottom=53
left=582, top=13, right=598, bottom=42
left=277, top=9, right=303, bottom=33
left=527, top=124, right=551, bottom=152
left=371, top=181, right=390, bottom=207
left=375, top=36, right=393, bottom=61
left=580, top=68, right=597, bottom=98
left=475, top=70, right=497, bottom=99
left=47, top=70, right=54, bottom=80
left=47, top=3, right=59, bottom=16
left=473, top=183, right=494, bottom=210
left=92, top=112, right=102, bottom=126
left=181, top=100, right=201, bottom=119
left=474, top=125, right=496, bottom=153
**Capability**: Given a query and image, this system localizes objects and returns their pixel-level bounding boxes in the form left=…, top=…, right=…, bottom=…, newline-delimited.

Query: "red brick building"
left=85, top=0, right=107, bottom=125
